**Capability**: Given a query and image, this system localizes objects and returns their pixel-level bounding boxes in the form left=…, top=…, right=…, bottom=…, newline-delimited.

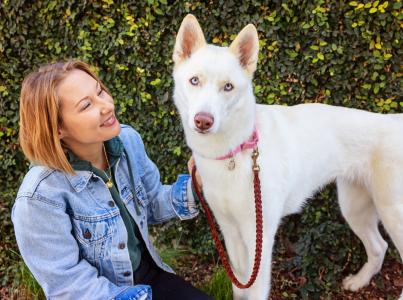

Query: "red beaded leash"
left=191, top=148, right=263, bottom=288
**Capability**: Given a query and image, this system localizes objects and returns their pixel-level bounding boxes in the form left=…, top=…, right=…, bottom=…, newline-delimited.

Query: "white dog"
left=172, top=14, right=403, bottom=300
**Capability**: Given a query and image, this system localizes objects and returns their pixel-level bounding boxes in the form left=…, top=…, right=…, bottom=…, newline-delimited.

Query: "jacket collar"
left=65, top=136, right=124, bottom=192
left=67, top=136, right=123, bottom=171
left=65, top=171, right=93, bottom=193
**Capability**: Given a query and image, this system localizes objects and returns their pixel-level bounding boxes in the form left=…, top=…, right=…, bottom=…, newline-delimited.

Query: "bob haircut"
left=19, top=60, right=110, bottom=174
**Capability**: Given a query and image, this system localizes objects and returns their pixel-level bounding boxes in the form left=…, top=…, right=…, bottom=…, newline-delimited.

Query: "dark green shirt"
left=68, top=137, right=143, bottom=272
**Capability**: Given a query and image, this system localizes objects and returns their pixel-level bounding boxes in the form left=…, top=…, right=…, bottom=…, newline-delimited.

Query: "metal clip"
left=251, top=147, right=260, bottom=172
left=228, top=157, right=236, bottom=170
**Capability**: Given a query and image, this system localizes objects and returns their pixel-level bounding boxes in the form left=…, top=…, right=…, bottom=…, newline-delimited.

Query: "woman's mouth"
left=101, top=115, right=116, bottom=127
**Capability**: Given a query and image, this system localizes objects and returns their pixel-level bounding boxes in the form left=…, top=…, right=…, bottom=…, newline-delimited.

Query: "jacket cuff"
left=171, top=174, right=199, bottom=220
left=113, top=285, right=151, bottom=300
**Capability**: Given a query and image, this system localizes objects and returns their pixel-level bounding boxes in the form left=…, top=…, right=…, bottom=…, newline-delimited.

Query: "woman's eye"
left=189, top=76, right=199, bottom=86
left=81, top=102, right=91, bottom=111
left=98, top=89, right=104, bottom=96
left=224, top=83, right=234, bottom=92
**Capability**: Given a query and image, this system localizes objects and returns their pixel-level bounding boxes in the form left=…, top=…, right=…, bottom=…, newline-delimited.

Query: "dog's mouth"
left=194, top=128, right=210, bottom=135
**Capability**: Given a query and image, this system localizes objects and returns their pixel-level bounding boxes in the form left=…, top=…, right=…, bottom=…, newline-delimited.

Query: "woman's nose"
left=98, top=98, right=114, bottom=114
left=101, top=106, right=109, bottom=114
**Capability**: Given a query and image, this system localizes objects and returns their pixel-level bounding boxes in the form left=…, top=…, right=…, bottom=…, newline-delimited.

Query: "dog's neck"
left=185, top=103, right=256, bottom=160
left=215, top=127, right=258, bottom=160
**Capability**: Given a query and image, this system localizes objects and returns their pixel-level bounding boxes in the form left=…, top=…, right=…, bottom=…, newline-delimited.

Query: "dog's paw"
left=342, top=274, right=370, bottom=291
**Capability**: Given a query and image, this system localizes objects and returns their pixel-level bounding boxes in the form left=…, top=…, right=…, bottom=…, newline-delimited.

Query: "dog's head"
left=172, top=14, right=259, bottom=156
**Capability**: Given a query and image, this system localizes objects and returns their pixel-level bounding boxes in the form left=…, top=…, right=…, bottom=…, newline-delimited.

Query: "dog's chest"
left=198, top=154, right=256, bottom=219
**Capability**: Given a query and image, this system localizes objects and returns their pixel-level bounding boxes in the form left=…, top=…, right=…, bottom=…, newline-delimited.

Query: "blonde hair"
left=19, top=60, right=110, bottom=174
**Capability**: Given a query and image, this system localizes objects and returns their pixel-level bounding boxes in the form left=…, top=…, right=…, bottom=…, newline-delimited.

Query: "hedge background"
left=0, top=0, right=401, bottom=298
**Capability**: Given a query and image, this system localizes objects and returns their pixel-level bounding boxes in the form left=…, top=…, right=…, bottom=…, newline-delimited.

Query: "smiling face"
left=57, top=69, right=121, bottom=151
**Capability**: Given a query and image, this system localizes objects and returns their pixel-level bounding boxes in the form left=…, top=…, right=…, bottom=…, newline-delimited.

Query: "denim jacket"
left=12, top=124, right=198, bottom=300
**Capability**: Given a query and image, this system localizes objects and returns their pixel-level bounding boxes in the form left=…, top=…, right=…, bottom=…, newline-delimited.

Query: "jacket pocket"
left=71, top=214, right=113, bottom=264
left=122, top=183, right=149, bottom=208
left=134, top=183, right=149, bottom=207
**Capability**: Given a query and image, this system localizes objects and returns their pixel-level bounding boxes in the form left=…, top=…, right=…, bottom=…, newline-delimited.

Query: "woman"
left=12, top=60, right=210, bottom=300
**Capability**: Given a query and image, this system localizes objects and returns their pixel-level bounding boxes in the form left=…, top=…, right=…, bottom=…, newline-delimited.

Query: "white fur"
left=173, top=15, right=403, bottom=300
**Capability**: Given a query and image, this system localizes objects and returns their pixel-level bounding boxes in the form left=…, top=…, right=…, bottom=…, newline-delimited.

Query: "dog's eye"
left=224, top=83, right=234, bottom=92
left=189, top=76, right=199, bottom=86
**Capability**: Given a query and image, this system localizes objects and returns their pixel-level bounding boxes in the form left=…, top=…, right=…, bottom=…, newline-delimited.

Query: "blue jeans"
left=134, top=251, right=213, bottom=300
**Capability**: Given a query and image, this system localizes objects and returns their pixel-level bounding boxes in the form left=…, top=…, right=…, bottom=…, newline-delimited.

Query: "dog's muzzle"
left=194, top=112, right=214, bottom=133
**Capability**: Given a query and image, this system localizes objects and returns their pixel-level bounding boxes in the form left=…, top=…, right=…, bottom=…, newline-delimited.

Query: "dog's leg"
left=223, top=227, right=248, bottom=277
left=375, top=202, right=403, bottom=300
left=337, top=179, right=388, bottom=291
left=231, top=238, right=274, bottom=300
left=231, top=215, right=278, bottom=300
left=370, top=171, right=403, bottom=299
left=220, top=226, right=250, bottom=300
left=372, top=191, right=403, bottom=260
left=244, top=234, right=274, bottom=300
left=228, top=235, right=251, bottom=300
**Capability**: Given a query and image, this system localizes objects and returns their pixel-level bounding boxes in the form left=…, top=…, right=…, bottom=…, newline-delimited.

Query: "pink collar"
left=216, top=128, right=259, bottom=160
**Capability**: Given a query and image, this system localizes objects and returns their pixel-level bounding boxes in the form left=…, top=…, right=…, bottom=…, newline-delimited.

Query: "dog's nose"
left=194, top=112, right=214, bottom=131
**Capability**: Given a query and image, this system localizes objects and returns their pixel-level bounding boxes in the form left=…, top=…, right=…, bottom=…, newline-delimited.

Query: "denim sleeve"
left=12, top=195, right=151, bottom=300
left=114, top=286, right=151, bottom=300
left=135, top=135, right=199, bottom=224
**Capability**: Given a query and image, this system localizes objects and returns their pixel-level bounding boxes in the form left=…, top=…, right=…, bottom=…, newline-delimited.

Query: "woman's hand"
left=187, top=156, right=202, bottom=189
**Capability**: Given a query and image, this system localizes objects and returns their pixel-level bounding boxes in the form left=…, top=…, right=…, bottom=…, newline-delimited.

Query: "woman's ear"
left=58, top=127, right=66, bottom=139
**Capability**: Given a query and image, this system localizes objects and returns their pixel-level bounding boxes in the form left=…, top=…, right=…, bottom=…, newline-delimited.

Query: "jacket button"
left=123, top=271, right=131, bottom=277
left=108, top=201, right=115, bottom=207
left=118, top=243, right=126, bottom=249
left=83, top=229, right=92, bottom=239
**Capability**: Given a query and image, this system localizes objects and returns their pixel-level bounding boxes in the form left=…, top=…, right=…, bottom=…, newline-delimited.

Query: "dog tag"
left=228, top=158, right=235, bottom=170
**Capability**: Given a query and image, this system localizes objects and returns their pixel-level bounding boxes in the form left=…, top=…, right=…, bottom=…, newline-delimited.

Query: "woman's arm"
left=141, top=146, right=199, bottom=224
left=12, top=195, right=151, bottom=300
left=122, top=125, right=198, bottom=224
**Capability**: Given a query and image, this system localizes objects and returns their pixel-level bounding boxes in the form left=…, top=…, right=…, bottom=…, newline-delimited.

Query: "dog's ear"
left=173, top=14, right=206, bottom=65
left=229, top=24, right=259, bottom=75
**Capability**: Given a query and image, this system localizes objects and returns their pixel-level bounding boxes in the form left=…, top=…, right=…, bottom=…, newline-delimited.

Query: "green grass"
left=159, top=246, right=233, bottom=299
left=10, top=247, right=189, bottom=300
left=201, top=267, right=232, bottom=300
left=17, top=263, right=44, bottom=300
left=158, top=246, right=189, bottom=266
left=8, top=250, right=45, bottom=300
left=12, top=247, right=231, bottom=300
